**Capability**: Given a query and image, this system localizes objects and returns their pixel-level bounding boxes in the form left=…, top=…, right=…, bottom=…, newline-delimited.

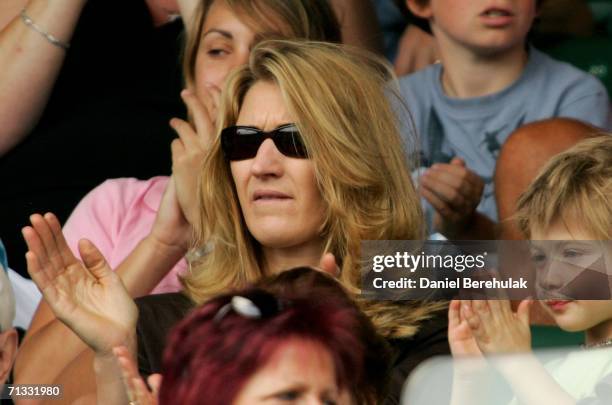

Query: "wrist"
left=93, top=352, right=121, bottom=384
left=147, top=229, right=190, bottom=255
left=493, top=352, right=537, bottom=378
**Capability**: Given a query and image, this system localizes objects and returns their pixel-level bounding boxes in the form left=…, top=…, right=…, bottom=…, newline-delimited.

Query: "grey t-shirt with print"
left=399, top=47, right=611, bottom=224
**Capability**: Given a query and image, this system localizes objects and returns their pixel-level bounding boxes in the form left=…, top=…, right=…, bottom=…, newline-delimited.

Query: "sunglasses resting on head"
left=221, top=123, right=308, bottom=160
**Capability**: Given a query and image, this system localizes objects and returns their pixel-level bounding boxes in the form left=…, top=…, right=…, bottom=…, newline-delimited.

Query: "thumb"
left=517, top=299, right=532, bottom=326
left=78, top=239, right=113, bottom=280
left=450, top=157, right=465, bottom=166
left=317, top=253, right=340, bottom=277
left=148, top=373, right=163, bottom=397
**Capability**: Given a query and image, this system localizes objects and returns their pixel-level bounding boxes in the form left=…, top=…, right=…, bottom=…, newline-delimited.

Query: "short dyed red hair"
left=158, top=268, right=391, bottom=404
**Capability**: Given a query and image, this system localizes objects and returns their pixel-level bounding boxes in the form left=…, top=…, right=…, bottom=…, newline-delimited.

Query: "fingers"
left=114, top=346, right=146, bottom=404
left=28, top=214, right=66, bottom=274
left=44, top=212, right=79, bottom=266
left=449, top=299, right=462, bottom=328
left=317, top=253, right=340, bottom=277
left=450, top=157, right=465, bottom=166
left=421, top=174, right=469, bottom=211
left=147, top=374, right=163, bottom=398
left=22, top=225, right=51, bottom=272
left=25, top=250, right=57, bottom=301
left=170, top=137, right=186, bottom=165
left=22, top=212, right=78, bottom=282
left=133, top=376, right=156, bottom=405
left=421, top=164, right=482, bottom=202
left=181, top=88, right=215, bottom=146
left=419, top=161, right=484, bottom=223
left=461, top=300, right=480, bottom=331
left=170, top=118, right=199, bottom=151
left=197, top=84, right=221, bottom=120
left=78, top=239, right=114, bottom=281
left=517, top=299, right=532, bottom=326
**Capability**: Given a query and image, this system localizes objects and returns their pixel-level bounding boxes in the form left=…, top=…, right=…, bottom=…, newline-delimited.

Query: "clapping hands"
left=23, top=213, right=138, bottom=357
left=420, top=158, right=485, bottom=238
left=449, top=299, right=533, bottom=357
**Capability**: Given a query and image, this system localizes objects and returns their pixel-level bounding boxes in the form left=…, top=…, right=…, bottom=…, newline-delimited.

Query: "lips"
left=480, top=8, right=513, bottom=17
left=252, top=190, right=292, bottom=202
left=545, top=300, right=573, bottom=311
left=480, top=7, right=514, bottom=27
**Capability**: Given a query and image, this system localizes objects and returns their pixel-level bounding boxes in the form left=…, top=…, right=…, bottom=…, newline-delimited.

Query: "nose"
left=250, top=139, right=284, bottom=178
left=537, top=260, right=568, bottom=293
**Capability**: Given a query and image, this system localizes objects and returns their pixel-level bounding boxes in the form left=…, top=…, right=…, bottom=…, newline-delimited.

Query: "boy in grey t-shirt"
left=399, top=0, right=611, bottom=239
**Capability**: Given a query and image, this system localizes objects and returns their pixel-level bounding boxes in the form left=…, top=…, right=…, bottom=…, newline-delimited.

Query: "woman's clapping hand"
left=23, top=213, right=138, bottom=357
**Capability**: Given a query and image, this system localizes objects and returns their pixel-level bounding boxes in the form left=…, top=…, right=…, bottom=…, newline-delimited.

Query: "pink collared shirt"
left=63, top=176, right=186, bottom=294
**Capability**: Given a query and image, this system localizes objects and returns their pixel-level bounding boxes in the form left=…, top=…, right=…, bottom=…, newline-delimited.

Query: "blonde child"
left=450, top=136, right=612, bottom=404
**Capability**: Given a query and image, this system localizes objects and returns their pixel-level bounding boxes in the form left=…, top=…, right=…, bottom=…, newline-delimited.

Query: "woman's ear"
left=406, top=0, right=433, bottom=20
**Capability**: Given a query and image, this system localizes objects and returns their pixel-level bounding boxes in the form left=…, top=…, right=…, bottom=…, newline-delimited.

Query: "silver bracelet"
left=20, top=8, right=70, bottom=50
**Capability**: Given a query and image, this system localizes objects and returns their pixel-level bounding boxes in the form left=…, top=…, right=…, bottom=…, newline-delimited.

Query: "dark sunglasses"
left=221, top=123, right=308, bottom=161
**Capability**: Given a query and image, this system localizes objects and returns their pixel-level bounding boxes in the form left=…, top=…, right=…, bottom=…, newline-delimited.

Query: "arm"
left=15, top=180, right=189, bottom=388
left=0, top=0, right=87, bottom=155
left=17, top=217, right=138, bottom=405
left=16, top=86, right=213, bottom=393
left=330, top=0, right=383, bottom=54
left=447, top=300, right=487, bottom=405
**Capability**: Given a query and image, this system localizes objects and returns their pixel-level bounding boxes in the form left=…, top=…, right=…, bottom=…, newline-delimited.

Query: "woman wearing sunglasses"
left=13, top=0, right=341, bottom=396
left=21, top=40, right=448, bottom=403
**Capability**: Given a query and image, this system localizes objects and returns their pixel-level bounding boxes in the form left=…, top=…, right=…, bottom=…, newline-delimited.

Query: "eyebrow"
left=202, top=29, right=233, bottom=40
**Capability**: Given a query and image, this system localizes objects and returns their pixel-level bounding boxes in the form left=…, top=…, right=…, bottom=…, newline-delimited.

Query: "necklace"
left=582, top=338, right=612, bottom=350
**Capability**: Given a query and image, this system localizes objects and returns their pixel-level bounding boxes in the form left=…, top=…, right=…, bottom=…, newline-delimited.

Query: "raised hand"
left=170, top=86, right=219, bottom=226
left=150, top=176, right=192, bottom=252
left=420, top=157, right=484, bottom=237
left=114, top=345, right=160, bottom=405
left=23, top=213, right=138, bottom=357
left=462, top=299, right=532, bottom=354
left=448, top=300, right=482, bottom=358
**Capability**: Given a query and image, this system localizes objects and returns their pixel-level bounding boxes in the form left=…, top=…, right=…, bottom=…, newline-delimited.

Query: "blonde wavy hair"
left=182, top=0, right=341, bottom=90
left=183, top=40, right=444, bottom=338
left=517, top=135, right=612, bottom=239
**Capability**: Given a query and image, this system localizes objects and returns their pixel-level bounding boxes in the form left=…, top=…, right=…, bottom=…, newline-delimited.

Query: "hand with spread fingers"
left=170, top=86, right=219, bottom=226
left=115, top=345, right=160, bottom=405
left=461, top=299, right=533, bottom=354
left=448, top=299, right=483, bottom=358
left=419, top=157, right=484, bottom=237
left=22, top=213, right=138, bottom=357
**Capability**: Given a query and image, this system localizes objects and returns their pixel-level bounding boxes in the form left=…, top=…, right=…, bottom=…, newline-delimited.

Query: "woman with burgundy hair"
left=115, top=267, right=391, bottom=404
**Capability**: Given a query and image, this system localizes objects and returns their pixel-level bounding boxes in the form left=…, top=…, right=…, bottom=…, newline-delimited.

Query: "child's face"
left=531, top=221, right=612, bottom=334
left=423, top=0, right=537, bottom=56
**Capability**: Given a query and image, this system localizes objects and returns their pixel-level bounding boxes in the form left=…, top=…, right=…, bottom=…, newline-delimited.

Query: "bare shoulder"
left=0, top=0, right=28, bottom=31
